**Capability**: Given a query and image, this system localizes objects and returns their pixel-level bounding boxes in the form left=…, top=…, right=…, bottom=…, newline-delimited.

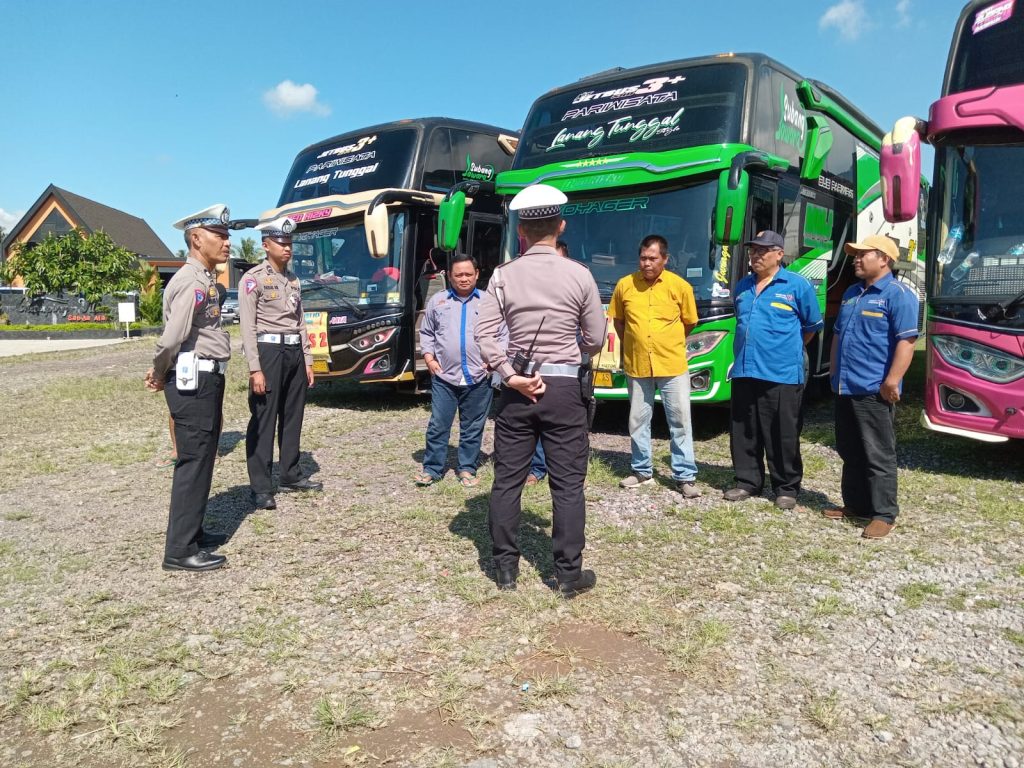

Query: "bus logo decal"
left=463, top=155, right=494, bottom=181
left=973, top=0, right=1014, bottom=33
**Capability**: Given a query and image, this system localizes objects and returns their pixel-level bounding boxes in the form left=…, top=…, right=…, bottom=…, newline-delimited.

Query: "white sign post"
left=118, top=302, right=137, bottom=340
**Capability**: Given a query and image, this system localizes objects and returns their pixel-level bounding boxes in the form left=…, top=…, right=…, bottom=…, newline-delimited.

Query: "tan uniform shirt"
left=238, top=260, right=313, bottom=372
left=152, top=256, right=231, bottom=377
left=476, top=244, right=605, bottom=379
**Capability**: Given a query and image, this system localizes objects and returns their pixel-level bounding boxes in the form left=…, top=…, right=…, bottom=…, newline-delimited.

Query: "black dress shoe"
left=496, top=567, right=519, bottom=591
left=252, top=492, right=277, bottom=510
left=557, top=569, right=596, bottom=599
left=197, top=532, right=228, bottom=550
left=279, top=478, right=323, bottom=492
left=162, top=550, right=227, bottom=572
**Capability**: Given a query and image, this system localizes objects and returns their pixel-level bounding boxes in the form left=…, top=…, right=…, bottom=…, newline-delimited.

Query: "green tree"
left=174, top=248, right=187, bottom=259
left=0, top=229, right=141, bottom=308
left=137, top=262, right=164, bottom=325
left=232, top=237, right=265, bottom=263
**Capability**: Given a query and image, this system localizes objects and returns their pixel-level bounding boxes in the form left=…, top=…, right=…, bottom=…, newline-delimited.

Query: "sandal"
left=457, top=472, right=480, bottom=488
left=154, top=454, right=177, bottom=469
left=414, top=472, right=438, bottom=487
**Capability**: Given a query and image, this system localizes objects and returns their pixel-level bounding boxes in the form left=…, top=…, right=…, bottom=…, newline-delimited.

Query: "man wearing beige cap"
left=827, top=234, right=919, bottom=539
left=145, top=204, right=233, bottom=572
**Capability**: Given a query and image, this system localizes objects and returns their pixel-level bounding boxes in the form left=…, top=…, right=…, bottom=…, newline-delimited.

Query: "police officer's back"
left=145, top=204, right=233, bottom=572
left=475, top=184, right=605, bottom=597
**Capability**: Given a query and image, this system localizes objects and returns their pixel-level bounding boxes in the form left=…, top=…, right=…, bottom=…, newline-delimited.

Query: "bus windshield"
left=504, top=183, right=727, bottom=302
left=278, top=128, right=419, bottom=206
left=296, top=214, right=406, bottom=311
left=932, top=144, right=1024, bottom=301
left=515, top=63, right=746, bottom=166
left=947, top=2, right=1024, bottom=92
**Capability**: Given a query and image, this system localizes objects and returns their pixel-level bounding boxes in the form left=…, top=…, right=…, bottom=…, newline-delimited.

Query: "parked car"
left=221, top=289, right=239, bottom=324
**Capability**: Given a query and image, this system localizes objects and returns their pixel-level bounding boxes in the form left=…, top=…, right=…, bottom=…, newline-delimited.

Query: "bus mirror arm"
left=727, top=151, right=789, bottom=189
left=228, top=218, right=258, bottom=230
left=443, top=180, right=495, bottom=201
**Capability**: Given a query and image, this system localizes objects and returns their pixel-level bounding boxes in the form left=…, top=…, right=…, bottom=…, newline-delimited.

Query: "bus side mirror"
left=880, top=116, right=922, bottom=224
left=715, top=168, right=749, bottom=245
left=365, top=203, right=389, bottom=258
left=800, top=115, right=833, bottom=181
left=437, top=191, right=467, bottom=252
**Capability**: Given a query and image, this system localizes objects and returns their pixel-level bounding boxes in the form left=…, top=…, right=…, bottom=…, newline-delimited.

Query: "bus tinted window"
left=278, top=128, right=419, bottom=206
left=515, top=63, right=746, bottom=166
left=948, top=2, right=1024, bottom=92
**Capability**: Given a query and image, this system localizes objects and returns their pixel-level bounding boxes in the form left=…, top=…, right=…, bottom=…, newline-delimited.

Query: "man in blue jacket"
left=725, top=230, right=823, bottom=510
left=827, top=234, right=918, bottom=538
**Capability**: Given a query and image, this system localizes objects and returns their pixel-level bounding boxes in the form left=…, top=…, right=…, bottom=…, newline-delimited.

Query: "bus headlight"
left=932, top=335, right=1024, bottom=384
left=351, top=326, right=397, bottom=352
left=689, top=369, right=711, bottom=392
left=686, top=330, right=727, bottom=360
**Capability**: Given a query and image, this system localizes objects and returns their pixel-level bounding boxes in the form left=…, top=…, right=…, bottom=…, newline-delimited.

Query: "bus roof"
left=292, top=117, right=519, bottom=158
left=542, top=52, right=884, bottom=139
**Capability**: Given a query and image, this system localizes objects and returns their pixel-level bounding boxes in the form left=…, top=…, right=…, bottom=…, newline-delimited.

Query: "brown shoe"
left=862, top=519, right=895, bottom=539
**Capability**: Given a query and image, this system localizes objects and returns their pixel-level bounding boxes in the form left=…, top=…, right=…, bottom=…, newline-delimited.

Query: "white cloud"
left=819, top=0, right=869, bottom=41
left=0, top=208, right=24, bottom=232
left=896, top=0, right=912, bottom=27
left=262, top=80, right=330, bottom=117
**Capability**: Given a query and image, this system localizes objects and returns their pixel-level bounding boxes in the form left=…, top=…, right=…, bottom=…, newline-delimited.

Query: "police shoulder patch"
left=194, top=289, right=206, bottom=305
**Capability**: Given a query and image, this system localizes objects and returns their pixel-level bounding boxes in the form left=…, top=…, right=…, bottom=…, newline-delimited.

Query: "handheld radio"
left=512, top=318, right=545, bottom=377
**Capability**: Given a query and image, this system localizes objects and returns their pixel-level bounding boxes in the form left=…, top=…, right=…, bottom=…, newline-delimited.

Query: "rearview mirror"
left=880, top=116, right=922, bottom=224
left=437, top=191, right=467, bottom=252
left=800, top=115, right=833, bottom=182
left=365, top=203, right=389, bottom=258
left=714, top=168, right=749, bottom=245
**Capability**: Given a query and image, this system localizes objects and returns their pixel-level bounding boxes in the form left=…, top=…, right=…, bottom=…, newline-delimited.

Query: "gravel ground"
left=0, top=337, right=1022, bottom=768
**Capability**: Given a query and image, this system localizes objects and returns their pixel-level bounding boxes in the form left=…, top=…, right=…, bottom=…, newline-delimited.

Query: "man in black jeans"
left=827, top=235, right=919, bottom=539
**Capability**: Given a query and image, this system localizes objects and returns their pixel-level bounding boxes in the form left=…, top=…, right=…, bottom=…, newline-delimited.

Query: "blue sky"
left=1, top=0, right=969, bottom=254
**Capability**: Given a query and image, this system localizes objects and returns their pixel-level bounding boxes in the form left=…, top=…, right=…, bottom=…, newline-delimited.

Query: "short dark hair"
left=519, top=216, right=562, bottom=243
left=639, top=234, right=669, bottom=258
left=450, top=253, right=478, bottom=271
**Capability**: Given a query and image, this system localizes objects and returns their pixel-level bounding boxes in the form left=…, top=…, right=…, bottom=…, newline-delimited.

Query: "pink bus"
left=881, top=0, right=1024, bottom=443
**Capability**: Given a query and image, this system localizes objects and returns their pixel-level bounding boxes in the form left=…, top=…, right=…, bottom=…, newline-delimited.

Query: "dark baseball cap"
left=744, top=230, right=785, bottom=249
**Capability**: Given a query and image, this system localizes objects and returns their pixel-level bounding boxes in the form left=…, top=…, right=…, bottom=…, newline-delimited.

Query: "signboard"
left=304, top=311, right=330, bottom=358
left=118, top=302, right=137, bottom=323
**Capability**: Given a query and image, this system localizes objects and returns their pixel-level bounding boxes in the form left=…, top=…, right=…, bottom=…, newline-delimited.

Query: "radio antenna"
left=526, top=317, right=545, bottom=357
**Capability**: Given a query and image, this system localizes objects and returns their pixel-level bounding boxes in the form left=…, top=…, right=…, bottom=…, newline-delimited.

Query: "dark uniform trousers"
left=490, top=378, right=589, bottom=582
left=730, top=377, right=805, bottom=496
left=164, top=371, right=225, bottom=558
left=246, top=341, right=307, bottom=494
left=835, top=394, right=899, bottom=523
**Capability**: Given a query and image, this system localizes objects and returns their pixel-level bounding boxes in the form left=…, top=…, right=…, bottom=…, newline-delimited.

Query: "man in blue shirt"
left=827, top=234, right=919, bottom=538
left=725, top=230, right=823, bottom=509
left=415, top=254, right=494, bottom=488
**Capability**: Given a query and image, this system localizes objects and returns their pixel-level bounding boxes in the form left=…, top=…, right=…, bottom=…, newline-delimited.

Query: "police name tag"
left=176, top=351, right=198, bottom=391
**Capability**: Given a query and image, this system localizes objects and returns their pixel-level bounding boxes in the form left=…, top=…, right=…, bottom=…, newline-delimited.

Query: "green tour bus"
left=437, top=53, right=926, bottom=403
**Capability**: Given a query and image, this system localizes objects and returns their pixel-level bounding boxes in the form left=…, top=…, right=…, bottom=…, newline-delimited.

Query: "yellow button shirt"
left=607, top=270, right=697, bottom=378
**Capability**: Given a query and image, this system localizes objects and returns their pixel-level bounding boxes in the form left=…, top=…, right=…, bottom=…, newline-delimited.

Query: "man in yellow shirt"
left=608, top=235, right=701, bottom=497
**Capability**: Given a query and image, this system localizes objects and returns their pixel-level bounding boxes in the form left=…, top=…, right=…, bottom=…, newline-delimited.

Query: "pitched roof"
left=3, top=184, right=177, bottom=262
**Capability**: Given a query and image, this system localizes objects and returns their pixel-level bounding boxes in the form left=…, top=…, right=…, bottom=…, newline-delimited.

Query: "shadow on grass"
left=307, top=380, right=426, bottom=412
left=203, top=484, right=259, bottom=540
left=217, top=430, right=244, bottom=457
left=449, top=493, right=556, bottom=585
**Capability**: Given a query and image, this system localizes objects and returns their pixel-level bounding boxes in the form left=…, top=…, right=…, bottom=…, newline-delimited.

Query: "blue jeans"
left=422, top=377, right=493, bottom=479
left=530, top=442, right=547, bottom=480
left=627, top=374, right=697, bottom=482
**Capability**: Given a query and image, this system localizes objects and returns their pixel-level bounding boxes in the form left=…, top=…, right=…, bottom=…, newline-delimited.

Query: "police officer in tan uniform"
left=239, top=216, right=322, bottom=511
left=145, top=204, right=232, bottom=572
left=476, top=184, right=606, bottom=597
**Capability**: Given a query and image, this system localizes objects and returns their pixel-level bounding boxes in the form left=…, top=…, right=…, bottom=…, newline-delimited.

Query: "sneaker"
left=677, top=481, right=702, bottom=498
left=619, top=474, right=654, bottom=489
left=862, top=519, right=895, bottom=539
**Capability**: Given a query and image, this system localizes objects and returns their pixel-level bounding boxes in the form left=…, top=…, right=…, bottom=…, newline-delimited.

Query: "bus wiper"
left=982, top=287, right=1024, bottom=321
left=305, top=281, right=366, bottom=318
